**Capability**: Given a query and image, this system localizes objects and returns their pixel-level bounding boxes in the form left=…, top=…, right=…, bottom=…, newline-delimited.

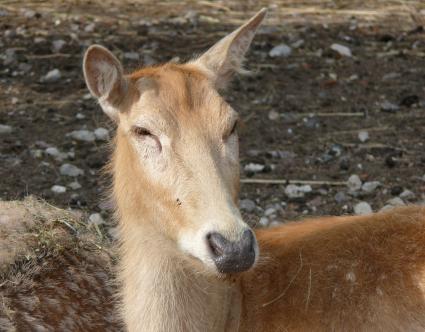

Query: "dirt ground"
left=1, top=0, right=425, bottom=230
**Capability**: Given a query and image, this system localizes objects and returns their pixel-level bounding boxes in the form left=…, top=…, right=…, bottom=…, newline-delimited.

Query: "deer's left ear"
left=192, top=8, right=267, bottom=89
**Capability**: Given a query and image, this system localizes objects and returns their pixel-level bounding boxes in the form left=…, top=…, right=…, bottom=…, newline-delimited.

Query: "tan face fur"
left=83, top=9, right=266, bottom=273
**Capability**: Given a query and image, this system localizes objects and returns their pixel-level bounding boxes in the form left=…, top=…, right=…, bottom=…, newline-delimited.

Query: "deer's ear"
left=193, top=8, right=267, bottom=89
left=83, top=45, right=128, bottom=122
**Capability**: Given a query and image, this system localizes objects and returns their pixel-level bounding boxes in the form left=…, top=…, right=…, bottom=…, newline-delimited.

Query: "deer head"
left=83, top=9, right=267, bottom=275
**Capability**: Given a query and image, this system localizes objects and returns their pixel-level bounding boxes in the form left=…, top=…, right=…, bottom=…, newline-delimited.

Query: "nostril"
left=206, top=232, right=228, bottom=257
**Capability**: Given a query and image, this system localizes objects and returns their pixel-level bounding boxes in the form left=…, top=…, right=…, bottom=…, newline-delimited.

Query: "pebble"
left=358, top=131, right=369, bottom=142
left=51, top=185, right=67, bottom=194
left=84, top=23, right=95, bottom=32
left=30, top=149, right=43, bottom=158
left=264, top=207, right=277, bottom=217
left=88, top=213, right=105, bottom=226
left=244, top=163, right=265, bottom=173
left=386, top=197, right=405, bottom=206
left=60, top=163, right=84, bottom=177
left=269, top=44, right=292, bottom=57
left=380, top=101, right=399, bottom=112
left=68, top=181, right=82, bottom=190
left=45, top=147, right=67, bottom=161
left=334, top=191, right=348, bottom=203
left=268, top=110, right=280, bottom=121
left=94, top=127, right=110, bottom=141
left=124, top=52, right=139, bottom=60
left=258, top=217, right=269, bottom=227
left=284, top=184, right=312, bottom=198
left=361, top=181, right=381, bottom=193
left=347, top=174, right=362, bottom=191
left=41, top=69, right=61, bottom=83
left=330, top=43, right=352, bottom=57
left=68, top=129, right=95, bottom=142
left=240, top=199, right=256, bottom=213
left=52, top=39, right=66, bottom=52
left=382, top=72, right=400, bottom=81
left=379, top=205, right=394, bottom=212
left=0, top=124, right=13, bottom=134
left=400, top=189, right=415, bottom=200
left=4, top=48, right=16, bottom=65
left=291, top=39, right=304, bottom=48
left=354, top=202, right=372, bottom=215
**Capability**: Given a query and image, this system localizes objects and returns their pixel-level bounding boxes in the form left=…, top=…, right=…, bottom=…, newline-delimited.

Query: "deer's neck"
left=118, top=218, right=242, bottom=332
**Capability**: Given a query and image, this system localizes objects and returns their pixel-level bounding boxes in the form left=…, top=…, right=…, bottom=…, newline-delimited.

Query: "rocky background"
left=1, top=0, right=425, bottom=234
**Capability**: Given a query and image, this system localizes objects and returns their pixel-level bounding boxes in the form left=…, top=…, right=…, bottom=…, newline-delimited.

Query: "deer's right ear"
left=83, top=45, right=128, bottom=122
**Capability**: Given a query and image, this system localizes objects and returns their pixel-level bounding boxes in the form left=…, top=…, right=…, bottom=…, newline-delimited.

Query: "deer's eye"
left=133, top=126, right=152, bottom=137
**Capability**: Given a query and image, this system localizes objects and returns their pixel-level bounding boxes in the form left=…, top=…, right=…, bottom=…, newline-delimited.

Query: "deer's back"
left=241, top=206, right=425, bottom=332
left=0, top=197, right=122, bottom=331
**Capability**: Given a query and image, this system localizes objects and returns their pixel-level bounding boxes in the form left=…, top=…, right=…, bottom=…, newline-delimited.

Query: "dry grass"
left=0, top=196, right=114, bottom=287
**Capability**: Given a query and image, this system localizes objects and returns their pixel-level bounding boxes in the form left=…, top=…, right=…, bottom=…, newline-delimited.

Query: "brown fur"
left=242, top=206, right=425, bottom=331
left=0, top=197, right=122, bottom=331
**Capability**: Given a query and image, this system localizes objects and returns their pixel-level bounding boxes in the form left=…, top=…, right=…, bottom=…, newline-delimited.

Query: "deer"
left=1, top=7, right=414, bottom=332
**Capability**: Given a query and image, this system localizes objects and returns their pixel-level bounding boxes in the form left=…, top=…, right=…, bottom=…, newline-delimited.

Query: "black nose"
left=206, top=229, right=256, bottom=273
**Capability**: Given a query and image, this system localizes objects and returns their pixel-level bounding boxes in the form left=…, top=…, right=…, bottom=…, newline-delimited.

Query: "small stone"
left=334, top=191, right=348, bottom=203
left=84, top=23, right=95, bottom=32
left=400, top=189, right=415, bottom=200
left=22, top=9, right=36, bottom=18
left=269, top=44, right=292, bottom=57
left=45, top=147, right=60, bottom=157
left=330, top=43, right=352, bottom=57
left=0, top=124, right=13, bottom=134
left=94, top=127, right=110, bottom=141
left=382, top=72, right=400, bottom=81
left=347, top=174, right=362, bottom=191
left=51, top=185, right=67, bottom=194
left=76, top=113, right=86, bottom=119
left=358, top=131, right=369, bottom=142
left=30, top=149, right=43, bottom=158
left=380, top=101, right=399, bottom=113
left=291, top=39, right=304, bottom=48
left=284, top=184, right=312, bottom=198
left=44, top=146, right=68, bottom=161
left=259, top=217, right=269, bottom=227
left=52, top=39, right=66, bottom=52
left=264, top=207, right=277, bottom=217
left=386, top=197, right=405, bottom=206
left=41, top=69, right=61, bottom=83
left=354, top=202, right=372, bottom=215
left=4, top=48, right=16, bottom=65
left=124, top=52, right=140, bottom=60
left=68, top=130, right=95, bottom=142
left=361, top=181, right=381, bottom=193
left=88, top=213, right=105, bottom=226
left=268, top=110, right=280, bottom=121
left=68, top=181, right=82, bottom=190
left=244, top=163, right=265, bottom=173
left=240, top=199, right=256, bottom=213
left=379, top=204, right=394, bottom=212
left=60, top=163, right=84, bottom=177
